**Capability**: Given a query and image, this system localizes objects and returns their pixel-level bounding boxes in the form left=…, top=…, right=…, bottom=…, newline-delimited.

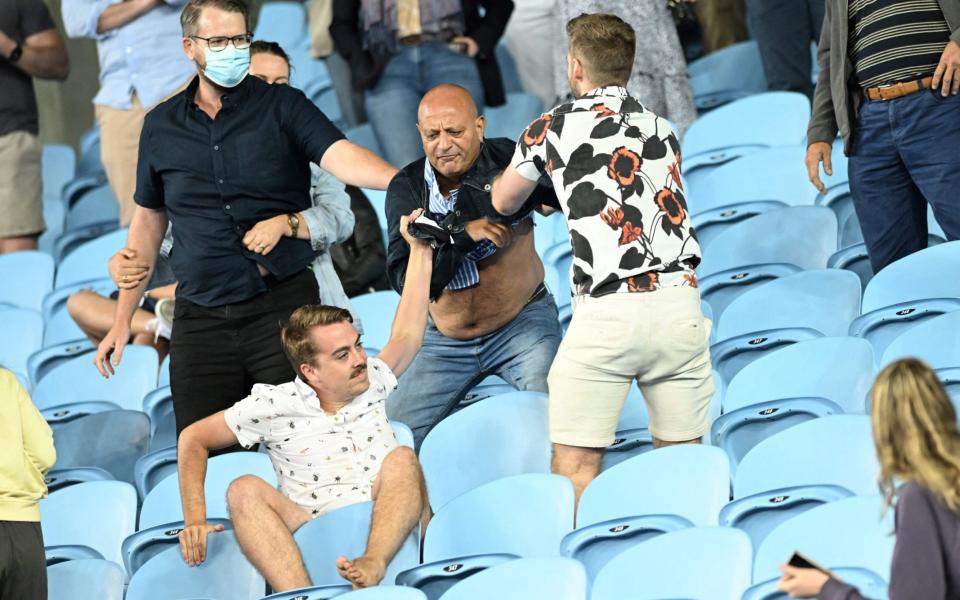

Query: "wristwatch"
left=287, top=213, right=300, bottom=237
left=8, top=43, right=23, bottom=63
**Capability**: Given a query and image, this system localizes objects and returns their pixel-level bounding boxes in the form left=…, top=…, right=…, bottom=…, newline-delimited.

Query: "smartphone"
left=788, top=551, right=832, bottom=575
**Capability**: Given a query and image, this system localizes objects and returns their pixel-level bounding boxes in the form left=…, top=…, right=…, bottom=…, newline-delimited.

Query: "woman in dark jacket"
left=778, top=359, right=960, bottom=599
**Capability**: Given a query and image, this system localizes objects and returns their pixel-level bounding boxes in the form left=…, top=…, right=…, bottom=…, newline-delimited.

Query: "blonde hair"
left=566, top=13, right=636, bottom=88
left=871, top=358, right=960, bottom=512
left=281, top=305, right=353, bottom=373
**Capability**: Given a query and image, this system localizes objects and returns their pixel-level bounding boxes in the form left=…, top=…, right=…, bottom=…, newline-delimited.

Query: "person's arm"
left=932, top=40, right=960, bottom=96
left=10, top=372, right=56, bottom=476
left=176, top=411, right=241, bottom=566
left=94, top=0, right=161, bottom=34
left=0, top=27, right=68, bottom=81
left=491, top=164, right=541, bottom=216
left=320, top=139, right=398, bottom=190
left=805, top=2, right=838, bottom=194
left=376, top=210, right=433, bottom=378
left=456, top=0, right=513, bottom=59
left=329, top=0, right=364, bottom=62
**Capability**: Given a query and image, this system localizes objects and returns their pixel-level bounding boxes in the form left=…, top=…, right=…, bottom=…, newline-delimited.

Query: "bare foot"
left=336, top=555, right=387, bottom=589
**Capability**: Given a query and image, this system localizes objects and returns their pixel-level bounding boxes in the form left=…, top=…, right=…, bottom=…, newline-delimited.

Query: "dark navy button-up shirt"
left=135, top=75, right=345, bottom=306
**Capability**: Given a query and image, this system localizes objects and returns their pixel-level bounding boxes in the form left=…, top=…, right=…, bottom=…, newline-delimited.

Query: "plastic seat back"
left=52, top=409, right=151, bottom=484
left=55, top=228, right=128, bottom=288
left=0, top=250, right=54, bottom=311
left=351, top=290, right=399, bottom=351
left=47, top=558, right=124, bottom=600
left=40, top=481, right=138, bottom=566
left=683, top=92, right=809, bottom=159
left=31, top=345, right=158, bottom=411
left=439, top=557, right=586, bottom=600
left=0, top=308, right=43, bottom=380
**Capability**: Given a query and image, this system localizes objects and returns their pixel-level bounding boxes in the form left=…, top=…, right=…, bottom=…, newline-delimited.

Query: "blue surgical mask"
left=202, top=45, right=249, bottom=88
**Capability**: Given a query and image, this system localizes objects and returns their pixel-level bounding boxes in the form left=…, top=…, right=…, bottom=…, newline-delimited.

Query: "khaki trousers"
left=96, top=95, right=146, bottom=227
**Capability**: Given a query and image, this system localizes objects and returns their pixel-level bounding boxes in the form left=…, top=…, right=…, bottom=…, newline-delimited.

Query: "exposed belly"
left=430, top=228, right=546, bottom=340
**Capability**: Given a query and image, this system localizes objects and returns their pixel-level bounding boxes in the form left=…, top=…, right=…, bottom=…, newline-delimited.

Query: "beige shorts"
left=96, top=96, right=147, bottom=228
left=0, top=130, right=44, bottom=238
left=548, top=286, right=715, bottom=447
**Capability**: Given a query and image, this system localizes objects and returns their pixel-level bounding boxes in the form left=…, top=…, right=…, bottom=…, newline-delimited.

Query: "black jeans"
left=170, top=269, right=319, bottom=434
left=747, top=0, right=824, bottom=98
left=0, top=521, right=46, bottom=600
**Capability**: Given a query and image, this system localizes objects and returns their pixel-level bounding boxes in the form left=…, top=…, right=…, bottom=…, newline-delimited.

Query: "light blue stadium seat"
left=484, top=92, right=544, bottom=140
left=724, top=337, right=875, bottom=415
left=753, top=495, right=894, bottom=583
left=0, top=250, right=54, bottom=311
left=40, top=278, right=115, bottom=347
left=690, top=146, right=815, bottom=250
left=561, top=446, right=728, bottom=581
left=396, top=474, right=573, bottom=598
left=494, top=42, right=524, bottom=95
left=31, top=345, right=158, bottom=411
left=294, top=501, right=420, bottom=587
left=682, top=92, right=810, bottom=188
left=744, top=567, right=887, bottom=600
left=289, top=48, right=331, bottom=101
left=142, top=385, right=176, bottom=450
left=313, top=85, right=345, bottom=128
left=133, top=445, right=177, bottom=500
left=338, top=588, right=427, bottom=600
left=158, top=353, right=170, bottom=386
left=688, top=41, right=767, bottom=111
left=711, top=270, right=861, bottom=382
left=27, top=338, right=94, bottom=385
left=591, top=527, right=752, bottom=600
left=419, top=391, right=550, bottom=511
left=43, top=143, right=77, bottom=201
left=77, top=130, right=105, bottom=177
left=53, top=220, right=119, bottom=264
left=39, top=189, right=66, bottom=256
left=720, top=416, right=874, bottom=549
left=260, top=584, right=353, bottom=600
left=65, top=184, right=119, bottom=233
left=40, top=481, right=137, bottom=567
left=391, top=420, right=415, bottom=448
left=54, top=228, right=128, bottom=288
left=351, top=290, right=399, bottom=351
left=0, top=308, right=43, bottom=382
left=829, top=233, right=946, bottom=292
left=849, top=241, right=960, bottom=358
left=44, top=466, right=115, bottom=493
left=462, top=374, right=515, bottom=404
left=47, top=558, right=125, bottom=600
left=42, top=402, right=121, bottom=430
left=52, top=409, right=151, bottom=484
left=125, top=530, right=265, bottom=600
left=138, top=451, right=278, bottom=530
left=541, top=242, right=572, bottom=327
left=439, top=557, right=587, bottom=600
left=253, top=1, right=308, bottom=49
left=362, top=188, right=389, bottom=241
left=121, top=518, right=231, bottom=577
left=345, top=123, right=384, bottom=157
left=696, top=207, right=838, bottom=320
left=533, top=211, right=568, bottom=259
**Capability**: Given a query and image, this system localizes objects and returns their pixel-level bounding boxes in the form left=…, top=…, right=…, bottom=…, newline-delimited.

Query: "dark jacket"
left=808, top=0, right=960, bottom=153
left=385, top=137, right=558, bottom=299
left=331, top=186, right=391, bottom=297
left=820, top=482, right=960, bottom=599
left=330, top=0, right=513, bottom=107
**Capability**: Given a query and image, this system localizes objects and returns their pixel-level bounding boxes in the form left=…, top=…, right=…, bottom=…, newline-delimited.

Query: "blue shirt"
left=135, top=75, right=346, bottom=306
left=62, top=0, right=195, bottom=109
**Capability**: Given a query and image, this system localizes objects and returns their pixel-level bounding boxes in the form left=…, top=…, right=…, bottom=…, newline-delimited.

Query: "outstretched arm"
left=0, top=27, right=68, bottom=80
left=320, top=139, right=398, bottom=191
left=491, top=164, right=539, bottom=216
left=377, top=209, right=433, bottom=377
left=176, top=411, right=240, bottom=566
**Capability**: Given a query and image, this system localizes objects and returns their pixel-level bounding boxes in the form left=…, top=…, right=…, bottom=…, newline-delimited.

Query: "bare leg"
left=67, top=290, right=158, bottom=344
left=0, top=235, right=39, bottom=254
left=336, top=447, right=427, bottom=588
left=551, top=443, right=604, bottom=515
left=652, top=436, right=701, bottom=449
left=226, top=475, right=313, bottom=592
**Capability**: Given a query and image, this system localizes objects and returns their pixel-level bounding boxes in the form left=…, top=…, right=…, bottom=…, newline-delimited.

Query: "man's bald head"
left=416, top=84, right=485, bottom=184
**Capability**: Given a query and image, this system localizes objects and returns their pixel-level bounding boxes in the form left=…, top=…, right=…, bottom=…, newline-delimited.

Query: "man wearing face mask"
left=93, top=0, right=400, bottom=436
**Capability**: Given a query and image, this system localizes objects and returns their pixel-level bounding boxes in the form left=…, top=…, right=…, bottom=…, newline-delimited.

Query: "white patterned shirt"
left=511, top=86, right=701, bottom=298
left=224, top=358, right=399, bottom=516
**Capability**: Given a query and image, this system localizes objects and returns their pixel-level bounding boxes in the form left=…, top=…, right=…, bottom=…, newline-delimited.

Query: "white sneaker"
left=154, top=298, right=175, bottom=340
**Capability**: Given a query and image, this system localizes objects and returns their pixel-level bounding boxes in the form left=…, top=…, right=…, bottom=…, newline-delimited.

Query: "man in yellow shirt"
left=0, top=368, right=56, bottom=598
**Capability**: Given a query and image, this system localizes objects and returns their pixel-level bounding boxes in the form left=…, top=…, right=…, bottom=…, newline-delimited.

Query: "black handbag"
left=667, top=0, right=699, bottom=31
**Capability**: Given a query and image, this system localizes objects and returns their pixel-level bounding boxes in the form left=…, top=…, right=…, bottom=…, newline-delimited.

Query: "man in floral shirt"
left=492, top=13, right=714, bottom=503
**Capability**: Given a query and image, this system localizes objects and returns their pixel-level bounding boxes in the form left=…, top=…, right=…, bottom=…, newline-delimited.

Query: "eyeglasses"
left=189, top=33, right=253, bottom=52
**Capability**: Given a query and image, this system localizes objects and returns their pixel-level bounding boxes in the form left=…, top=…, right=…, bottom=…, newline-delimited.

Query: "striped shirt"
left=423, top=161, right=497, bottom=290
left=849, top=0, right=951, bottom=88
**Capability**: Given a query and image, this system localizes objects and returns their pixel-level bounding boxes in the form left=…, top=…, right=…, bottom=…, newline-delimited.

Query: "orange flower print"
left=618, top=221, right=642, bottom=246
left=590, top=103, right=616, bottom=118
left=655, top=188, right=686, bottom=226
left=546, top=158, right=554, bottom=176
left=667, top=161, right=683, bottom=191
left=627, top=272, right=658, bottom=292
left=522, top=114, right=552, bottom=146
left=683, top=273, right=699, bottom=288
left=600, top=207, right=624, bottom=229
left=608, top=146, right=642, bottom=188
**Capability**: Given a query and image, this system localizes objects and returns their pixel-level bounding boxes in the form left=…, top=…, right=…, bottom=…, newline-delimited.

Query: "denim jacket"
left=384, top=137, right=559, bottom=299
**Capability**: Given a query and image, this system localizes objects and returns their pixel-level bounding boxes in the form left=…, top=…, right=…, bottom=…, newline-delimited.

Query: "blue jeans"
left=364, top=41, right=485, bottom=168
left=386, top=292, right=562, bottom=448
left=848, top=89, right=960, bottom=273
left=747, top=0, right=823, bottom=98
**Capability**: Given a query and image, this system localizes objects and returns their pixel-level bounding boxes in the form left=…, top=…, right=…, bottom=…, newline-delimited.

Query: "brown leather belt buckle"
left=865, top=76, right=934, bottom=101
left=399, top=34, right=423, bottom=46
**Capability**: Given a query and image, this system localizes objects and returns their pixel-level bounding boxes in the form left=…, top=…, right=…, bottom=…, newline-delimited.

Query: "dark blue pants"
left=747, top=0, right=824, bottom=98
left=848, top=89, right=960, bottom=273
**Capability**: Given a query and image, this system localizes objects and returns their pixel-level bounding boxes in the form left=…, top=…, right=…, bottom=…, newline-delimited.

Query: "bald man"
left=384, top=84, right=562, bottom=448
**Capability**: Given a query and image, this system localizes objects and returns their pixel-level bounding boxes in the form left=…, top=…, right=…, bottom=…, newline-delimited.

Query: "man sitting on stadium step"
left=175, top=209, right=432, bottom=592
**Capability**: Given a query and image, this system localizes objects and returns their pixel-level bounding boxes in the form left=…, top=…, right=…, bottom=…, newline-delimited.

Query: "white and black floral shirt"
left=511, top=86, right=701, bottom=297
left=224, top=358, right=399, bottom=517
